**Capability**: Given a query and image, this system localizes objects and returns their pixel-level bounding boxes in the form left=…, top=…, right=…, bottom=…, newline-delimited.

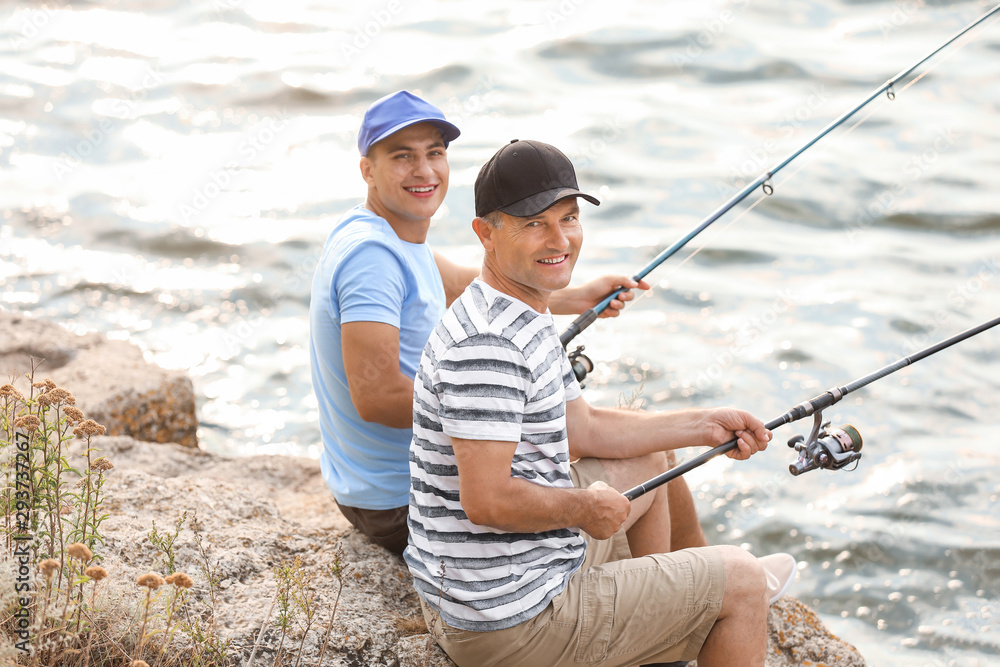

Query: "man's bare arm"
left=433, top=252, right=479, bottom=307
left=452, top=437, right=629, bottom=540
left=564, top=397, right=772, bottom=462
left=341, top=321, right=415, bottom=429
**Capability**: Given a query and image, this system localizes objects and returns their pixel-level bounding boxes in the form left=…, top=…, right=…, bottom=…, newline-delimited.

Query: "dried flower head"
left=165, top=572, right=194, bottom=589
left=0, top=384, right=25, bottom=401
left=13, top=415, right=41, bottom=433
left=67, top=543, right=93, bottom=562
left=73, top=419, right=106, bottom=438
left=90, top=457, right=114, bottom=472
left=40, top=559, right=60, bottom=579
left=131, top=661, right=150, bottom=667
left=63, top=406, right=85, bottom=424
left=32, top=379, right=57, bottom=391
left=60, top=504, right=73, bottom=515
left=85, top=566, right=108, bottom=582
left=136, top=573, right=165, bottom=590
left=47, top=388, right=74, bottom=405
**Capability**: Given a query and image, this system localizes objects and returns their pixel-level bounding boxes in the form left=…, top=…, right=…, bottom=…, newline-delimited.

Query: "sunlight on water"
left=2, top=0, right=1000, bottom=663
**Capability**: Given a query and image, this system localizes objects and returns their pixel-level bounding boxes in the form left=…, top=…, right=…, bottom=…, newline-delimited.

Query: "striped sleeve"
left=435, top=334, right=530, bottom=443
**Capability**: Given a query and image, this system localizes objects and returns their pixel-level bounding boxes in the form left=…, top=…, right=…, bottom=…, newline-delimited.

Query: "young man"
left=406, top=139, right=796, bottom=666
left=309, top=91, right=647, bottom=555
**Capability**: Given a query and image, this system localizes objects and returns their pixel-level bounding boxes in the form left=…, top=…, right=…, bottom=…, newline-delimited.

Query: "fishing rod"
left=561, top=3, right=1000, bottom=381
left=622, top=315, right=1000, bottom=501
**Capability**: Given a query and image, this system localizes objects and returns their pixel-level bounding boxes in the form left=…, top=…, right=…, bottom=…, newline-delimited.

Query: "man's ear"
left=360, top=156, right=375, bottom=186
left=472, top=217, right=495, bottom=252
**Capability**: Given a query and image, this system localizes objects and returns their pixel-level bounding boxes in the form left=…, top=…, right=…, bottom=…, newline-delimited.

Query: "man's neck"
left=363, top=198, right=430, bottom=244
left=479, top=262, right=550, bottom=314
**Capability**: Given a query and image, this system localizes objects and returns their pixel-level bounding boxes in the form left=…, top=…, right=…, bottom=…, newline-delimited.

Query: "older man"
left=406, top=139, right=796, bottom=666
left=309, top=92, right=647, bottom=555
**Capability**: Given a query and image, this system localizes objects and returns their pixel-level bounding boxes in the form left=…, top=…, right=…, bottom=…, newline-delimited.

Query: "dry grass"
left=0, top=362, right=358, bottom=666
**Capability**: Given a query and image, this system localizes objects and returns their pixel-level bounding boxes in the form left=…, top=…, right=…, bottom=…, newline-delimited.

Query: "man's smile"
left=405, top=184, right=438, bottom=197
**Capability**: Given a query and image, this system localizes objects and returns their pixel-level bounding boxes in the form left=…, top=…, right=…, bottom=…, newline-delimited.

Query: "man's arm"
left=433, top=252, right=479, bottom=307
left=452, top=437, right=629, bottom=539
left=565, top=396, right=772, bottom=462
left=341, top=321, right=415, bottom=429
left=549, top=275, right=651, bottom=319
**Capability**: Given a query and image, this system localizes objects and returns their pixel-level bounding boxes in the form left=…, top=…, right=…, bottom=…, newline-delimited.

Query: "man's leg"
left=664, top=450, right=708, bottom=550
left=598, top=450, right=707, bottom=556
left=696, top=545, right=768, bottom=667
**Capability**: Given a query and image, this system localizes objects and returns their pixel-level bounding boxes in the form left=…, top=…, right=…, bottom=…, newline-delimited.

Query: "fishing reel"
left=567, top=345, right=593, bottom=385
left=787, top=411, right=863, bottom=476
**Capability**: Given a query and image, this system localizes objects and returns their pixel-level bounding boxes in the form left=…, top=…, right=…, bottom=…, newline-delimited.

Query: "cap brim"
left=499, top=188, right=600, bottom=218
left=365, top=118, right=461, bottom=155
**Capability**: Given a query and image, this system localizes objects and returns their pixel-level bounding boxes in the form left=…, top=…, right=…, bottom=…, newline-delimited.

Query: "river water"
left=2, top=0, right=999, bottom=664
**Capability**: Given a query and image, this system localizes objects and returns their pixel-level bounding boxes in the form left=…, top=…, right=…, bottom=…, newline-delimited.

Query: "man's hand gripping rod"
left=623, top=315, right=1000, bottom=501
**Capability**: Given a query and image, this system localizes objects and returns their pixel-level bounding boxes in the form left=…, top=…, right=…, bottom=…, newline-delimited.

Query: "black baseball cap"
left=474, top=139, right=600, bottom=218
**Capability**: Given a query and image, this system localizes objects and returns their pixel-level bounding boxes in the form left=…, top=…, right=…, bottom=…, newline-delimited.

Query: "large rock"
left=0, top=312, right=197, bottom=446
left=86, top=435, right=866, bottom=667
left=4, top=316, right=865, bottom=665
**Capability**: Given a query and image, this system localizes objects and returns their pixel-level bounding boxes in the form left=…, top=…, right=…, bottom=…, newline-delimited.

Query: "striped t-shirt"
left=405, top=279, right=585, bottom=632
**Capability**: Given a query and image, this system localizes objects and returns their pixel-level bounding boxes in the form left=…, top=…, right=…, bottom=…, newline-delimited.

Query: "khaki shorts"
left=419, top=457, right=726, bottom=666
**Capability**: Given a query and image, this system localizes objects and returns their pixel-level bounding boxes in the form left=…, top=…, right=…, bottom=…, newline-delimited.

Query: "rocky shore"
left=1, top=312, right=867, bottom=666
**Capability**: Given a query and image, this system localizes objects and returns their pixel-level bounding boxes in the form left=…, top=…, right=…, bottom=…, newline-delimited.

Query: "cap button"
left=509, top=139, right=519, bottom=144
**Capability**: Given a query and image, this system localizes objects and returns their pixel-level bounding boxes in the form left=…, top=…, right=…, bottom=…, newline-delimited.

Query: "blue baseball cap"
left=357, top=90, right=461, bottom=156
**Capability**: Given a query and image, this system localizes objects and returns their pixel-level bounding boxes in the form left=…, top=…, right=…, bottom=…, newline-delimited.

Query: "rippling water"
left=3, top=0, right=1000, bottom=664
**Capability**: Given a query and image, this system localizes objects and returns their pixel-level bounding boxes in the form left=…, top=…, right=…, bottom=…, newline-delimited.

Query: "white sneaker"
left=759, top=552, right=796, bottom=605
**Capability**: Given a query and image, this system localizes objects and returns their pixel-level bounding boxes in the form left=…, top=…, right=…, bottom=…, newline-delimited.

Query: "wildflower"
left=40, top=559, right=60, bottom=579
left=32, top=379, right=56, bottom=391
left=73, top=419, right=107, bottom=438
left=67, top=543, right=93, bottom=562
left=136, top=573, right=165, bottom=590
left=90, top=457, right=114, bottom=472
left=47, top=387, right=75, bottom=405
left=13, top=415, right=41, bottom=433
left=63, top=406, right=85, bottom=424
left=0, top=383, right=25, bottom=400
left=165, top=572, right=194, bottom=589
left=85, top=566, right=108, bottom=582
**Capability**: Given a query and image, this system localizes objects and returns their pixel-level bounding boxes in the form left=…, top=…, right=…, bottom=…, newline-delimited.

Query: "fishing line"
left=622, top=314, right=1000, bottom=500
left=562, top=3, right=1000, bottom=365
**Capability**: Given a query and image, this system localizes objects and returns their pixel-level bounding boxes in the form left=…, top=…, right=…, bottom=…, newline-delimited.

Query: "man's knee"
left=717, top=545, right=767, bottom=609
left=600, top=450, right=670, bottom=491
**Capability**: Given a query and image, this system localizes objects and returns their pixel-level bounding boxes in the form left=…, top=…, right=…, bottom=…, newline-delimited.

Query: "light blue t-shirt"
left=309, top=204, right=446, bottom=509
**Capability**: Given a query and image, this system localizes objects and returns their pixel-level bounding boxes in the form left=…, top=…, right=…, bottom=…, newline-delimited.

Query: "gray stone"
left=0, top=312, right=197, bottom=446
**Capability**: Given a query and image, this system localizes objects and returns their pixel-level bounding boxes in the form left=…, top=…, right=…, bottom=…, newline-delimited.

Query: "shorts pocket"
left=575, top=571, right=616, bottom=663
